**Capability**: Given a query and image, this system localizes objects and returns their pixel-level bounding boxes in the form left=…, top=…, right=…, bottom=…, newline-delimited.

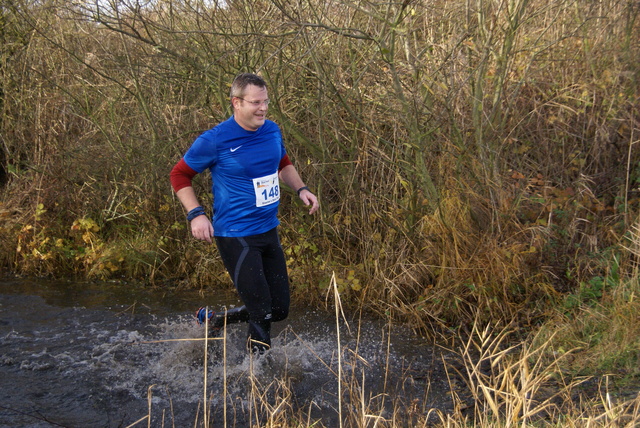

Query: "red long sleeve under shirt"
left=169, top=154, right=293, bottom=193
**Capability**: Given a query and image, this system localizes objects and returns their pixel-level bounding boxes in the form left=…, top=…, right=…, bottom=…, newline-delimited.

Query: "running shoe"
left=195, top=307, right=226, bottom=335
left=195, top=307, right=213, bottom=325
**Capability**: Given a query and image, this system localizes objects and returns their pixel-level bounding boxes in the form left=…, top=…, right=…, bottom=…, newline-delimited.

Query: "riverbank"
left=1, top=0, right=639, bottom=425
left=2, top=277, right=638, bottom=427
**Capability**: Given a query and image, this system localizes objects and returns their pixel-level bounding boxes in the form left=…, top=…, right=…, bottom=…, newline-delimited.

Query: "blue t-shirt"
left=183, top=116, right=286, bottom=237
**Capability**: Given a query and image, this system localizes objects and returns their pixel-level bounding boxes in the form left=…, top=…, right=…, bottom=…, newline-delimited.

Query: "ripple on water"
left=0, top=280, right=454, bottom=427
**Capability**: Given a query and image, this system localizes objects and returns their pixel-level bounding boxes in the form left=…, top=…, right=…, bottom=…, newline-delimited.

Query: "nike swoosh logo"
left=230, top=145, right=243, bottom=152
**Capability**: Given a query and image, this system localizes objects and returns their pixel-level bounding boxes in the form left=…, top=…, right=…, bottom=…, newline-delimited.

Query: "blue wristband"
left=187, top=206, right=206, bottom=221
left=297, top=186, right=310, bottom=196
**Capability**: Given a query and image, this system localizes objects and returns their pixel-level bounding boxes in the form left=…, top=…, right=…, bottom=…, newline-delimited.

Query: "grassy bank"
left=131, top=279, right=639, bottom=427
left=0, top=0, right=638, bottom=423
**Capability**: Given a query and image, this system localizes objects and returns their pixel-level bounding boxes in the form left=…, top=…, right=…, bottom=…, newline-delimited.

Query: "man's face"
left=232, top=84, right=269, bottom=131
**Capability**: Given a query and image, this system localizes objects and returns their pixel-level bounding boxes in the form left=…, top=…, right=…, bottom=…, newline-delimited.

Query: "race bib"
left=253, top=172, right=280, bottom=207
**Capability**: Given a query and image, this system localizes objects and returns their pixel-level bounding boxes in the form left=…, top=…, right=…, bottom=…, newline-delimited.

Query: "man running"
left=170, top=73, right=319, bottom=353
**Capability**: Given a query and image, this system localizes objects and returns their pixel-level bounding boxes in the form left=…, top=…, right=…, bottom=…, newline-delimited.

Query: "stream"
left=0, top=278, right=455, bottom=427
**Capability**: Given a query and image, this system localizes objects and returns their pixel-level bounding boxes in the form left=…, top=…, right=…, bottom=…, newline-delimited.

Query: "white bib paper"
left=253, top=172, right=280, bottom=207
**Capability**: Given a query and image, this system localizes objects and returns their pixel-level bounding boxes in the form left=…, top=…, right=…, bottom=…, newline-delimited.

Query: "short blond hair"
left=230, top=73, right=267, bottom=99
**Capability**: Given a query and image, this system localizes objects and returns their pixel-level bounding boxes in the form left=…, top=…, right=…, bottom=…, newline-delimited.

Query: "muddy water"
left=0, top=278, right=454, bottom=427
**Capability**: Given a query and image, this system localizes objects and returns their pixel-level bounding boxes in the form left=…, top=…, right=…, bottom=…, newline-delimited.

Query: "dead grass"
left=127, top=275, right=639, bottom=428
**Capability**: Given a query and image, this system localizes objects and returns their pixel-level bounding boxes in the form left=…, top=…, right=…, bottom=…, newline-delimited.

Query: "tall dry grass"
left=0, top=0, right=638, bottom=387
left=129, top=275, right=639, bottom=427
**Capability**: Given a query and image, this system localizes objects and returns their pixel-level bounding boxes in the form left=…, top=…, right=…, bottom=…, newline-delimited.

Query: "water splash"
left=0, top=280, right=453, bottom=426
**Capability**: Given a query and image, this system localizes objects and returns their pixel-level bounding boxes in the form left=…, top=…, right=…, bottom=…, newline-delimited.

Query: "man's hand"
left=190, top=215, right=214, bottom=243
left=299, top=189, right=319, bottom=215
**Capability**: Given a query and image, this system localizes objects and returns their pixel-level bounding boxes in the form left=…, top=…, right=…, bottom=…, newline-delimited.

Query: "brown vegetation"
left=0, top=0, right=638, bottom=423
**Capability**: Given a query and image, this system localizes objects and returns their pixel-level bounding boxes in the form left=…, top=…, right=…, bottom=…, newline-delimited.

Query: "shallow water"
left=0, top=278, right=454, bottom=427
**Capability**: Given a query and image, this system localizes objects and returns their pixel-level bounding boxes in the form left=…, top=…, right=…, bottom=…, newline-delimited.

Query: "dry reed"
left=124, top=273, right=638, bottom=427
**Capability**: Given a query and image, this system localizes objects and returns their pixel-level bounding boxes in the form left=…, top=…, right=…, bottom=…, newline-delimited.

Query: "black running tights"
left=215, top=227, right=290, bottom=351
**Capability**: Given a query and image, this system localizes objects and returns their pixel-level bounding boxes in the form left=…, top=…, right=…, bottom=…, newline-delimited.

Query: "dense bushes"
left=0, top=0, right=638, bottom=355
